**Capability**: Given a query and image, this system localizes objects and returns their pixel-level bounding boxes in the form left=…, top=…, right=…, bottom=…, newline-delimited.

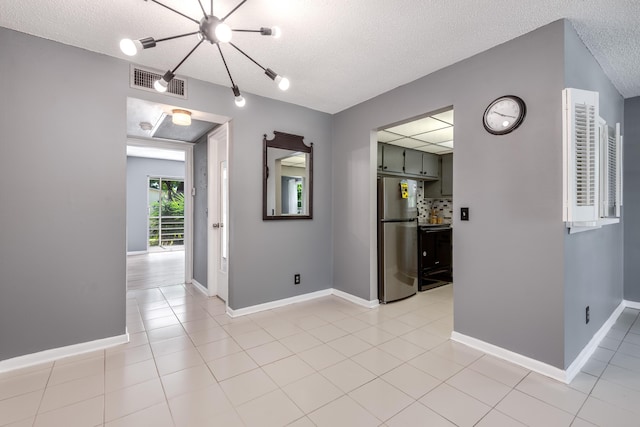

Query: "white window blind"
left=600, top=122, right=621, bottom=218
left=563, top=88, right=600, bottom=226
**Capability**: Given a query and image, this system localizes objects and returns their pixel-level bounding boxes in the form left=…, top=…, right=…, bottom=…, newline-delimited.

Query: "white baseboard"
left=452, top=300, right=628, bottom=384
left=0, top=332, right=129, bottom=374
left=624, top=300, right=640, bottom=310
left=227, top=289, right=333, bottom=318
left=332, top=289, right=380, bottom=308
left=127, top=251, right=147, bottom=256
left=225, top=288, right=380, bottom=318
left=451, top=331, right=568, bottom=383
left=564, top=301, right=626, bottom=382
left=191, top=279, right=210, bottom=297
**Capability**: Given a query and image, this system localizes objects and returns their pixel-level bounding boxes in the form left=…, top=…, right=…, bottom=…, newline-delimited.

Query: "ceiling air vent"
left=130, top=65, right=187, bottom=99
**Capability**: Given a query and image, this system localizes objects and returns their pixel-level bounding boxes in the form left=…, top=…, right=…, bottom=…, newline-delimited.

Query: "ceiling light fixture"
left=120, top=0, right=289, bottom=108
left=172, top=109, right=192, bottom=126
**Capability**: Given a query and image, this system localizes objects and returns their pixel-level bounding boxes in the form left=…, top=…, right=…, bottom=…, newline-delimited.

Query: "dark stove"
left=418, top=225, right=452, bottom=291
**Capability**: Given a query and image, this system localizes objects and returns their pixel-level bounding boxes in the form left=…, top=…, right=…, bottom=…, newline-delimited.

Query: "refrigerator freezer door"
left=379, top=221, right=418, bottom=303
left=381, top=177, right=417, bottom=220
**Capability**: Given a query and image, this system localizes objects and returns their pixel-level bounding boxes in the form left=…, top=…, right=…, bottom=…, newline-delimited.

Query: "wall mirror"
left=263, top=131, right=313, bottom=220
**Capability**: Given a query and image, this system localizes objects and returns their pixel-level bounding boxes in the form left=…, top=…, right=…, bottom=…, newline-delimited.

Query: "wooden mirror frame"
left=263, top=131, right=313, bottom=220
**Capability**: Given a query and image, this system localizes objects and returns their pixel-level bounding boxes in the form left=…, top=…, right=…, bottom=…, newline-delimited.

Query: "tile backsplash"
left=417, top=182, right=452, bottom=223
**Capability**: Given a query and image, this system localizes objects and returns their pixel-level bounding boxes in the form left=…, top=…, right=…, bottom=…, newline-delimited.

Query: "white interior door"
left=207, top=124, right=229, bottom=302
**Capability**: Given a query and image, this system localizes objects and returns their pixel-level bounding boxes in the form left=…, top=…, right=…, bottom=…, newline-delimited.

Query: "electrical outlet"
left=586, top=306, right=590, bottom=324
left=294, top=274, right=301, bottom=285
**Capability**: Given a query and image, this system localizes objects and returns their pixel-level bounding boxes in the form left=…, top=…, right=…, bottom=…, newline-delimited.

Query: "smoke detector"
left=139, top=121, right=153, bottom=131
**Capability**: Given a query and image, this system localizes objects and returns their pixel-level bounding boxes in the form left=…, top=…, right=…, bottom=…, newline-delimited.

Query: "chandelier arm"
left=196, top=0, right=208, bottom=19
left=229, top=42, right=266, bottom=71
left=233, top=27, right=279, bottom=37
left=171, top=39, right=205, bottom=74
left=211, top=0, right=213, bottom=15
left=216, top=44, right=237, bottom=88
left=149, top=0, right=199, bottom=25
left=156, top=31, right=201, bottom=43
left=221, top=0, right=248, bottom=21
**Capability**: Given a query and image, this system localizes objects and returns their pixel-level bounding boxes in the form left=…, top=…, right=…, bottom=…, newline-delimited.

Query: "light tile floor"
left=2, top=284, right=640, bottom=427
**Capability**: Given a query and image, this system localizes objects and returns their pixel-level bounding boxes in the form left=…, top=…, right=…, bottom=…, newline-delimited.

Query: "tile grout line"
left=32, top=282, right=640, bottom=427
left=153, top=289, right=177, bottom=427
left=30, top=354, right=56, bottom=426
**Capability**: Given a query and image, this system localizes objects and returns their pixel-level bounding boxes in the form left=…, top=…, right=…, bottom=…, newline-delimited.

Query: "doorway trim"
left=206, top=122, right=230, bottom=302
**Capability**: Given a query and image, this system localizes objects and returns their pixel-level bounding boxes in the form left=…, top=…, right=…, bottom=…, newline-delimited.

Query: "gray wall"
left=193, top=136, right=208, bottom=288
left=226, top=96, right=333, bottom=309
left=624, top=96, right=640, bottom=302
left=0, top=28, right=128, bottom=360
left=0, top=26, right=332, bottom=361
left=126, top=157, right=185, bottom=252
left=332, top=21, right=567, bottom=367
left=562, top=21, right=625, bottom=367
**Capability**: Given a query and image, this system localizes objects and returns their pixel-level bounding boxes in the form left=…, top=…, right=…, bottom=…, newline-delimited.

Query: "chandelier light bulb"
left=276, top=76, right=290, bottom=91
left=232, top=85, right=246, bottom=107
left=154, top=71, right=175, bottom=93
left=271, top=26, right=282, bottom=38
left=215, top=23, right=232, bottom=43
left=120, top=38, right=139, bottom=56
left=154, top=79, right=169, bottom=92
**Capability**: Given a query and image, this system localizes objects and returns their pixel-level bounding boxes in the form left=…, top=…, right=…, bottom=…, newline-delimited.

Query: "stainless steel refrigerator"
left=377, top=177, right=418, bottom=303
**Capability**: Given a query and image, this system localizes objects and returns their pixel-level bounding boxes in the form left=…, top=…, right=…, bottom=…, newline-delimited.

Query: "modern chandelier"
left=120, top=0, right=289, bottom=107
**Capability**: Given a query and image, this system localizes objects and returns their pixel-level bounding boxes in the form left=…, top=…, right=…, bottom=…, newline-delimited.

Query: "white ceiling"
left=126, top=145, right=185, bottom=161
left=379, top=109, right=454, bottom=155
left=126, top=97, right=226, bottom=143
left=1, top=1, right=639, bottom=114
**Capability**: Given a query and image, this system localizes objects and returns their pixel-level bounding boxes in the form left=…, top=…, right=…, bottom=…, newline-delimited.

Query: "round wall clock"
left=482, top=95, right=526, bottom=135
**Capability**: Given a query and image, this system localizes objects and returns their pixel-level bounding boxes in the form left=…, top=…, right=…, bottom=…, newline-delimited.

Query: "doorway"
left=147, top=176, right=185, bottom=251
left=376, top=107, right=454, bottom=297
left=125, top=97, right=231, bottom=302
left=126, top=140, right=192, bottom=290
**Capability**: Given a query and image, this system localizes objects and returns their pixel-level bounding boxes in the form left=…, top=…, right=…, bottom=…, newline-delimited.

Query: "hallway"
left=127, top=251, right=185, bottom=290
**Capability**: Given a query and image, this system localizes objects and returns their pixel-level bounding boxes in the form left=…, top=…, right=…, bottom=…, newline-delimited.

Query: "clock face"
left=483, top=96, right=526, bottom=135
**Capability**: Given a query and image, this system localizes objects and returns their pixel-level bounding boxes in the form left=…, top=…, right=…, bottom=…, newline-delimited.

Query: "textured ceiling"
left=1, top=0, right=639, bottom=113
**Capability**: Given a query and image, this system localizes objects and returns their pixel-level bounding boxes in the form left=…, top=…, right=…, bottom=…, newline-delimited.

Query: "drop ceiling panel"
left=413, top=127, right=454, bottom=144
left=281, top=154, right=306, bottom=167
left=381, top=108, right=455, bottom=154
left=387, top=137, right=429, bottom=149
left=386, top=117, right=450, bottom=136
left=377, top=130, right=404, bottom=143
left=415, top=144, right=452, bottom=154
left=432, top=110, right=454, bottom=125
